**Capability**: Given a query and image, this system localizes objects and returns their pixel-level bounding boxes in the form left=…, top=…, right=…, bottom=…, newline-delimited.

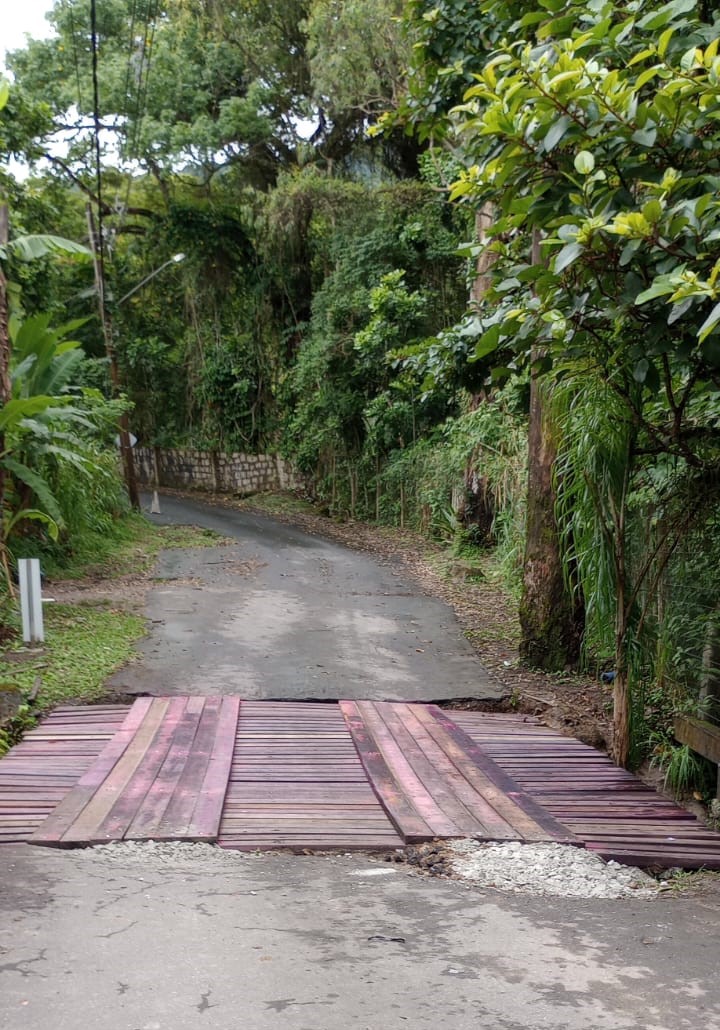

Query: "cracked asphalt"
left=3, top=843, right=720, bottom=1030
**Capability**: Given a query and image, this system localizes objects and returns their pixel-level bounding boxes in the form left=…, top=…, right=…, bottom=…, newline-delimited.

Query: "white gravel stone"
left=75, top=840, right=248, bottom=868
left=447, top=840, right=659, bottom=899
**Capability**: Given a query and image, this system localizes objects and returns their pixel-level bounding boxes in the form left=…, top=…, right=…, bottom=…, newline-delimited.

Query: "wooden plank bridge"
left=1, top=698, right=720, bottom=869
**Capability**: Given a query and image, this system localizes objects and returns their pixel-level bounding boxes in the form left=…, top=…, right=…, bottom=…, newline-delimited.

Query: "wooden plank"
left=125, top=697, right=206, bottom=839
left=367, top=702, right=489, bottom=837
left=31, top=698, right=154, bottom=847
left=90, top=698, right=189, bottom=843
left=427, top=706, right=578, bottom=844
left=151, top=697, right=222, bottom=841
left=407, top=704, right=539, bottom=841
left=385, top=703, right=520, bottom=840
left=57, top=699, right=170, bottom=845
left=185, top=696, right=241, bottom=840
left=339, top=701, right=441, bottom=841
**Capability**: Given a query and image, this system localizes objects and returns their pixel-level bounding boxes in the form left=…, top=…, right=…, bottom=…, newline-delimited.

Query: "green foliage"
left=393, top=0, right=720, bottom=762
left=652, top=743, right=715, bottom=798
left=0, top=305, right=130, bottom=586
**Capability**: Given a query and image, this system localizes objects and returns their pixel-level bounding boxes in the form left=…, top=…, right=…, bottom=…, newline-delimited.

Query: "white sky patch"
left=1, top=0, right=56, bottom=74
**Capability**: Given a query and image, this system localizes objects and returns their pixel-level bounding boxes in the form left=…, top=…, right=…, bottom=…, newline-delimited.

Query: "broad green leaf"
left=698, top=301, right=720, bottom=342
left=633, top=358, right=650, bottom=382
left=0, top=395, right=58, bottom=430
left=574, top=151, right=595, bottom=175
left=542, top=115, right=571, bottom=153
left=642, top=199, right=662, bottom=223
left=3, top=508, right=60, bottom=542
left=632, top=127, right=657, bottom=147
left=635, top=67, right=660, bottom=90
left=9, top=235, right=91, bottom=263
left=554, top=242, right=583, bottom=273
left=470, top=324, right=501, bottom=361
left=635, top=279, right=677, bottom=305
left=1, top=457, right=64, bottom=525
left=658, top=28, right=674, bottom=58
left=0, top=79, right=9, bottom=111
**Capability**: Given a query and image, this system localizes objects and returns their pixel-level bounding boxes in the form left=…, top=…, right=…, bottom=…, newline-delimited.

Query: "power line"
left=129, top=0, right=161, bottom=162
left=65, top=0, right=84, bottom=112
left=89, top=0, right=106, bottom=305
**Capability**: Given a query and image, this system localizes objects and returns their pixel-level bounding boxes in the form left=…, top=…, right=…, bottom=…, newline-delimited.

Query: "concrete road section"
left=108, top=493, right=503, bottom=702
left=3, top=843, right=719, bottom=1030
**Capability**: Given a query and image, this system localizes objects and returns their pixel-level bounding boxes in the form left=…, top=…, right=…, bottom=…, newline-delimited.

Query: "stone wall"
left=134, top=447, right=304, bottom=496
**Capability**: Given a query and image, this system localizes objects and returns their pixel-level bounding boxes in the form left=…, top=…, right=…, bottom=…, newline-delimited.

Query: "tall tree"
left=396, top=0, right=584, bottom=671
left=437, top=0, right=720, bottom=764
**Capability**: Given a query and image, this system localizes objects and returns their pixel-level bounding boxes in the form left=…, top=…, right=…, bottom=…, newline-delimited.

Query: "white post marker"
left=18, top=558, right=44, bottom=644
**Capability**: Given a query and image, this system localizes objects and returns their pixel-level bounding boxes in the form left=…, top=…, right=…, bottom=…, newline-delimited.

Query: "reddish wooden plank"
left=150, top=697, right=222, bottom=841
left=185, top=697, right=241, bottom=840
left=429, top=707, right=578, bottom=844
left=57, top=699, right=170, bottom=845
left=30, top=698, right=154, bottom=847
left=339, top=701, right=438, bottom=842
left=380, top=703, right=517, bottom=839
left=125, top=697, right=206, bottom=839
left=90, top=698, right=189, bottom=843
left=406, top=704, right=545, bottom=841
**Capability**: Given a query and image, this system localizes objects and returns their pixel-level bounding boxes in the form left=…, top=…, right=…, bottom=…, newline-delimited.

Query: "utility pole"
left=0, top=203, right=10, bottom=406
left=0, top=203, right=11, bottom=566
left=86, top=203, right=140, bottom=510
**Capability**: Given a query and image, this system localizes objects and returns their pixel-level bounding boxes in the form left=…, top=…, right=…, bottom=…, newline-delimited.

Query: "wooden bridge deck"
left=453, top=711, right=720, bottom=869
left=1, top=699, right=720, bottom=868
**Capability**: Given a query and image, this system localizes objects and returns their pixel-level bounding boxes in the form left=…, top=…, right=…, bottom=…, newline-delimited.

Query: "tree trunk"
left=612, top=667, right=631, bottom=769
left=519, top=363, right=582, bottom=669
left=519, top=232, right=583, bottom=670
left=469, top=204, right=496, bottom=309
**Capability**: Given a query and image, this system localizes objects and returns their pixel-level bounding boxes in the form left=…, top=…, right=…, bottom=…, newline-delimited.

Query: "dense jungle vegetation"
left=2, top=0, right=720, bottom=774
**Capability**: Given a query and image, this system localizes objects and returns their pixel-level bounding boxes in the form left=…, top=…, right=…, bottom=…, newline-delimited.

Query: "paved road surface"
left=108, top=493, right=503, bottom=702
left=4, top=843, right=720, bottom=1030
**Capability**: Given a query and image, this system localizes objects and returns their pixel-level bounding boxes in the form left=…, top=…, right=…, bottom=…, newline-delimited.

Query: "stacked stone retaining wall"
left=134, top=447, right=304, bottom=496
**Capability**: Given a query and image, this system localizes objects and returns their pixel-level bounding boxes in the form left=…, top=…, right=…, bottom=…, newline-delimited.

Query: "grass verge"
left=0, top=603, right=145, bottom=710
left=39, top=513, right=227, bottom=581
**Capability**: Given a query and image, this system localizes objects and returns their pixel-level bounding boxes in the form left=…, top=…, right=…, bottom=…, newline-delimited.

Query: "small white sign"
left=115, top=432, right=138, bottom=448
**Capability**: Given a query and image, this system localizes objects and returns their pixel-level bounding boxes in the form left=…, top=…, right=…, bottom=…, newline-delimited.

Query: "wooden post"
left=86, top=204, right=140, bottom=510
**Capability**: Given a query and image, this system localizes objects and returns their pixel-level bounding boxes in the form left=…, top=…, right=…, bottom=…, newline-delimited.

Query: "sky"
left=2, top=0, right=56, bottom=72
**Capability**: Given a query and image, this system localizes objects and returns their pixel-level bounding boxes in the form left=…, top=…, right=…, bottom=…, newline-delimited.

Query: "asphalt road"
left=4, top=844, right=720, bottom=1030
left=108, top=493, right=504, bottom=702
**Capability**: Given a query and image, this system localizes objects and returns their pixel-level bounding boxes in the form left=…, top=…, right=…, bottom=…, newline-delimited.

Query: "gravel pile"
left=71, top=840, right=659, bottom=899
left=77, top=840, right=247, bottom=868
left=445, top=840, right=659, bottom=899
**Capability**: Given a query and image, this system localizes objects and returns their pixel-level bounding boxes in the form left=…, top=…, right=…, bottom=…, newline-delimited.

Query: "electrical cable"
left=89, top=0, right=107, bottom=299
left=65, top=0, right=84, bottom=112
left=129, top=0, right=161, bottom=163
